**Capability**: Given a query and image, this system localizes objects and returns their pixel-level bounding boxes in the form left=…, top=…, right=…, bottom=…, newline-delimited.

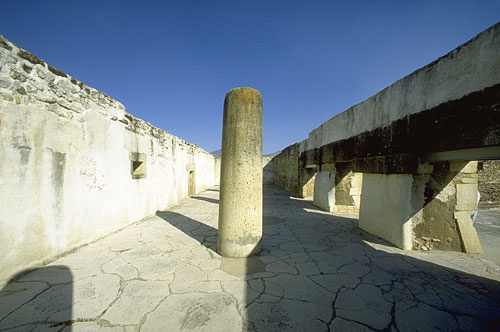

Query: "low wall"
left=0, top=36, right=216, bottom=284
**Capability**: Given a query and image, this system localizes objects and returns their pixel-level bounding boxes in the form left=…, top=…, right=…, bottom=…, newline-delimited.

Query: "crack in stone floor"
left=1, top=185, right=499, bottom=331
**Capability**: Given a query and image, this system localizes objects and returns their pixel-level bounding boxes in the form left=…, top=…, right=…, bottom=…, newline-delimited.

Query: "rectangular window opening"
left=131, top=160, right=147, bottom=179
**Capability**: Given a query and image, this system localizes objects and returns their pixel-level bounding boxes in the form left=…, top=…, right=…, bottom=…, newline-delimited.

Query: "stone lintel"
left=129, top=152, right=147, bottom=162
left=300, top=148, right=321, bottom=167
left=422, top=147, right=500, bottom=163
left=352, top=154, right=419, bottom=174
left=301, top=83, right=500, bottom=168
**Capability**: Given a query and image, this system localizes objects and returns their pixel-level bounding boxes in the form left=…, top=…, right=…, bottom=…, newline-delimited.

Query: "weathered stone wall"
left=0, top=36, right=216, bottom=283
left=263, top=156, right=274, bottom=185
left=274, top=22, right=499, bottom=173
left=411, top=161, right=480, bottom=252
left=273, top=142, right=301, bottom=195
left=305, top=22, right=500, bottom=151
left=273, top=23, right=499, bottom=253
left=478, top=160, right=500, bottom=209
left=214, top=157, right=221, bottom=185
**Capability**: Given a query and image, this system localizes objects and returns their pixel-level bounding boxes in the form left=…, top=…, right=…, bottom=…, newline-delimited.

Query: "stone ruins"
left=274, top=22, right=500, bottom=254
left=0, top=35, right=217, bottom=284
left=0, top=21, right=499, bottom=332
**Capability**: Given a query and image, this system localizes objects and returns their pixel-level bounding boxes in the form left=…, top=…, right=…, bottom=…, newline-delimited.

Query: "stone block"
left=313, top=172, right=335, bottom=212
left=417, top=162, right=434, bottom=174
left=0, top=77, right=12, bottom=88
left=456, top=183, right=479, bottom=211
left=458, top=174, right=478, bottom=184
left=35, top=93, right=56, bottom=104
left=129, top=152, right=147, bottom=162
left=321, top=163, right=335, bottom=173
left=0, top=92, right=13, bottom=102
left=454, top=212, right=483, bottom=253
left=333, top=205, right=358, bottom=214
left=450, top=161, right=477, bottom=173
left=348, top=173, right=363, bottom=196
left=359, top=174, right=413, bottom=250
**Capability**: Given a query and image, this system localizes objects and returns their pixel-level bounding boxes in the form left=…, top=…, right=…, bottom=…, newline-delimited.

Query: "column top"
left=225, top=87, right=262, bottom=105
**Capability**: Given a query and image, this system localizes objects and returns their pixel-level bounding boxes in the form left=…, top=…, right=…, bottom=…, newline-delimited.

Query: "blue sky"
left=1, top=1, right=499, bottom=154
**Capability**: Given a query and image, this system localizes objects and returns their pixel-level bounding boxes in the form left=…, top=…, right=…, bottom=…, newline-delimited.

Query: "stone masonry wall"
left=304, top=22, right=500, bottom=151
left=478, top=160, right=500, bottom=209
left=0, top=35, right=216, bottom=284
left=273, top=142, right=301, bottom=195
left=274, top=22, right=500, bottom=204
left=263, top=156, right=274, bottom=185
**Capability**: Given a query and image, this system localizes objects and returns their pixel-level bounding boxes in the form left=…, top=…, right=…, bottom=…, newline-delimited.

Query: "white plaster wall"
left=307, top=22, right=500, bottom=149
left=0, top=36, right=216, bottom=284
left=359, top=174, right=413, bottom=250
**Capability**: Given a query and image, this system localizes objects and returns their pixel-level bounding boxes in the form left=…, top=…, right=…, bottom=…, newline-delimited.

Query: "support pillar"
left=301, top=165, right=317, bottom=199
left=313, top=171, right=335, bottom=211
left=332, top=162, right=363, bottom=214
left=413, top=161, right=482, bottom=253
left=313, top=162, right=363, bottom=214
left=359, top=161, right=482, bottom=253
left=359, top=173, right=415, bottom=250
left=217, top=88, right=263, bottom=257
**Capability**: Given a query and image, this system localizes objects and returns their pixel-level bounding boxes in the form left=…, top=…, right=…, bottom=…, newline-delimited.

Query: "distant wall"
left=263, top=156, right=274, bottom=185
left=0, top=36, right=216, bottom=284
left=273, top=142, right=301, bottom=195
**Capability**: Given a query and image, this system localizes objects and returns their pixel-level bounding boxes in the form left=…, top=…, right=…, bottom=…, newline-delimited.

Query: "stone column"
left=217, top=87, right=263, bottom=257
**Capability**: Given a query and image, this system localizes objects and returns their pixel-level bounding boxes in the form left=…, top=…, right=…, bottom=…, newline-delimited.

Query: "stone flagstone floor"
left=1, top=185, right=500, bottom=331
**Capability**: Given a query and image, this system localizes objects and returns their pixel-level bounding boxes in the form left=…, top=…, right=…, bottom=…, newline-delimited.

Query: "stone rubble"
left=0, top=185, right=499, bottom=331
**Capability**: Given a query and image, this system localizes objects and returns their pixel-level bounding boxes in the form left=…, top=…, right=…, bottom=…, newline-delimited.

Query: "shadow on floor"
left=166, top=185, right=500, bottom=331
left=191, top=196, right=219, bottom=204
left=0, top=266, right=73, bottom=331
left=157, top=210, right=218, bottom=252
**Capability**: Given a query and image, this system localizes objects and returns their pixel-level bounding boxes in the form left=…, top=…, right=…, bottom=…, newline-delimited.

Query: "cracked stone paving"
left=1, top=185, right=499, bottom=331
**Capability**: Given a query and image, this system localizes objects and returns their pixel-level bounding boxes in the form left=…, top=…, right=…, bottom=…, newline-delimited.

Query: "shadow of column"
left=157, top=210, right=218, bottom=252
left=154, top=185, right=500, bottom=331
left=0, top=266, right=73, bottom=331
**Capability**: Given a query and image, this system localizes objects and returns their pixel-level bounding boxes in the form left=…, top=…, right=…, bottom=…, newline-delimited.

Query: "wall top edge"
left=0, top=35, right=213, bottom=156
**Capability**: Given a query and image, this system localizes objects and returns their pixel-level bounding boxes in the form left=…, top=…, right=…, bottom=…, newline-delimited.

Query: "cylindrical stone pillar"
left=217, top=87, right=263, bottom=257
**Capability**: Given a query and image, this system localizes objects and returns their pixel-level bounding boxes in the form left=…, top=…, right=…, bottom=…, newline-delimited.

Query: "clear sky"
left=1, top=1, right=499, bottom=154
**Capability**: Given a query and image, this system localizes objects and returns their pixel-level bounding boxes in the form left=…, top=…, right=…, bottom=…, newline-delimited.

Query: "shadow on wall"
left=165, top=185, right=500, bottom=331
left=0, top=266, right=73, bottom=331
left=405, top=161, right=479, bottom=252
